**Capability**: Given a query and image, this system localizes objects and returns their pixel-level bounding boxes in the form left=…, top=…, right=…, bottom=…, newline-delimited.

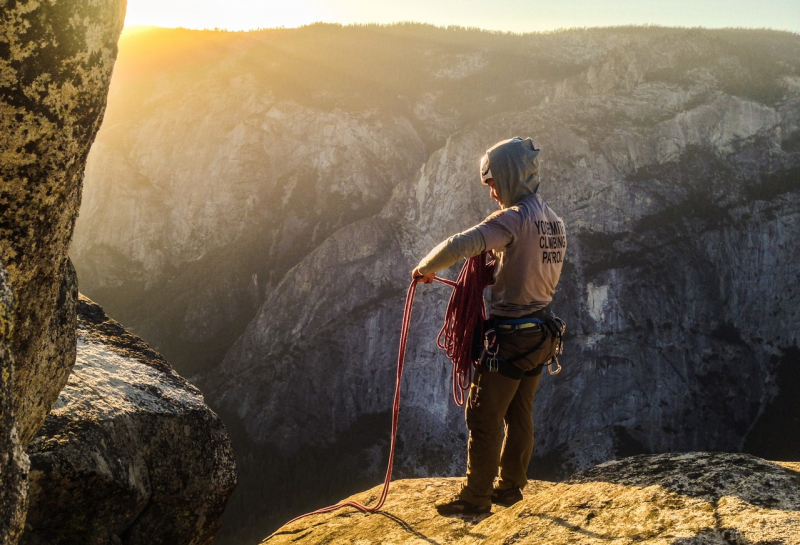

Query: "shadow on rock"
left=375, top=512, right=443, bottom=544
left=671, top=527, right=762, bottom=545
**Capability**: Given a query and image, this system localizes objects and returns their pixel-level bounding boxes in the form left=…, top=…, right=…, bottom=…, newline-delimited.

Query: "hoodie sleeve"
left=475, top=208, right=521, bottom=251
left=416, top=226, right=486, bottom=274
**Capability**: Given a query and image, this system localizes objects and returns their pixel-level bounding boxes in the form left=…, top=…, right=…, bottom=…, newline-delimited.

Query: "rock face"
left=0, top=3, right=238, bottom=544
left=22, top=296, right=237, bottom=545
left=0, top=0, right=126, bottom=448
left=0, top=266, right=29, bottom=544
left=71, top=26, right=428, bottom=379
left=265, top=453, right=800, bottom=544
left=71, top=25, right=800, bottom=543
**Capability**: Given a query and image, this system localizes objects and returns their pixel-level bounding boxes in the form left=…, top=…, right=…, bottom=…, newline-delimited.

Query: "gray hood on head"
left=484, top=137, right=540, bottom=207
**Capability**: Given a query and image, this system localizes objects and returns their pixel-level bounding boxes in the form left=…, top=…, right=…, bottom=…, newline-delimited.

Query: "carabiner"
left=547, top=356, right=562, bottom=376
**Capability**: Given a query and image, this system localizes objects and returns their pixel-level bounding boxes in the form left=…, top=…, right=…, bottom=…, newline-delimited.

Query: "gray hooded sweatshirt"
left=416, top=137, right=567, bottom=317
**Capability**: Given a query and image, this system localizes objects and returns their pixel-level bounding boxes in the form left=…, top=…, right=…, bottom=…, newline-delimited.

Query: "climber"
left=412, top=137, right=567, bottom=515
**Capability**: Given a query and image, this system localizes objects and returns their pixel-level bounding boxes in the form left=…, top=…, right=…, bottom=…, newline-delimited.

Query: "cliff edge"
left=265, top=452, right=800, bottom=544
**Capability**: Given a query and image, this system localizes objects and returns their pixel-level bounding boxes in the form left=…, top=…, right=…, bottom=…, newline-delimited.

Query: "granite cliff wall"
left=0, top=266, right=28, bottom=544
left=0, top=0, right=127, bottom=447
left=71, top=26, right=430, bottom=379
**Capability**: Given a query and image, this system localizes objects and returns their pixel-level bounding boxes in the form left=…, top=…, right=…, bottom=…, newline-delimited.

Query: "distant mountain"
left=72, top=24, right=800, bottom=544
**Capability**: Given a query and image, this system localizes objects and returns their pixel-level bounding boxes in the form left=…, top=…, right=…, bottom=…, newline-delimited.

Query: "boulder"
left=0, top=0, right=126, bottom=448
left=265, top=452, right=800, bottom=544
left=21, top=296, right=237, bottom=545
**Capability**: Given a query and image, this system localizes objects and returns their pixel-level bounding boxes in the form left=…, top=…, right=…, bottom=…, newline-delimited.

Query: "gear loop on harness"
left=546, top=316, right=566, bottom=375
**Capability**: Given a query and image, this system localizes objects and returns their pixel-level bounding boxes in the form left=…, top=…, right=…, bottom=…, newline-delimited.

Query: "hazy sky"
left=123, top=0, right=800, bottom=33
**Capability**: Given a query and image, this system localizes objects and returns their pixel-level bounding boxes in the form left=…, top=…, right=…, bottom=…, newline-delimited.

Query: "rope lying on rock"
left=281, top=255, right=492, bottom=527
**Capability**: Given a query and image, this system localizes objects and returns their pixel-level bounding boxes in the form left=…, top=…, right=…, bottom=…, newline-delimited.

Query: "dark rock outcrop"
left=0, top=266, right=29, bottom=544
left=21, top=296, right=236, bottom=545
left=265, top=452, right=800, bottom=544
left=0, top=0, right=126, bottom=448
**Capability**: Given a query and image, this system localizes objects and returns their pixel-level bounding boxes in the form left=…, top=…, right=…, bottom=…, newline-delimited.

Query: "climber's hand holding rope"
left=412, top=268, right=436, bottom=284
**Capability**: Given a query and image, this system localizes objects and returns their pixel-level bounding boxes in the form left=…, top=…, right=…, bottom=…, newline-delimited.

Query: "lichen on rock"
left=0, top=0, right=126, bottom=447
left=0, top=265, right=30, bottom=545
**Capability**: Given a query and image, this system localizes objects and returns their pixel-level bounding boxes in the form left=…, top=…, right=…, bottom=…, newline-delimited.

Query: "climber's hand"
left=412, top=268, right=436, bottom=284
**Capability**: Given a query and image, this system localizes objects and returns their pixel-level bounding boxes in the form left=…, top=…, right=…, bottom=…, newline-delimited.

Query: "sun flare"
left=124, top=0, right=337, bottom=31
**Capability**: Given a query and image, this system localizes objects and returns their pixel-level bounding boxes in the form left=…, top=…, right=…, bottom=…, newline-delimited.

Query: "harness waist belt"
left=494, top=315, right=545, bottom=332
left=496, top=321, right=542, bottom=331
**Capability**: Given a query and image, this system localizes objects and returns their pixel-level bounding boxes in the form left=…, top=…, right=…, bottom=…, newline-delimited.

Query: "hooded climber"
left=412, top=136, right=567, bottom=514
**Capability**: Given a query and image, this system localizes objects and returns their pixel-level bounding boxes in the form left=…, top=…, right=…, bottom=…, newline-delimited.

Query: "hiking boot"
left=491, top=486, right=523, bottom=506
left=435, top=495, right=491, bottom=515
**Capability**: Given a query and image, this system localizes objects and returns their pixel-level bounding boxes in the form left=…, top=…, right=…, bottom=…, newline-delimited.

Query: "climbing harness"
left=480, top=313, right=566, bottom=378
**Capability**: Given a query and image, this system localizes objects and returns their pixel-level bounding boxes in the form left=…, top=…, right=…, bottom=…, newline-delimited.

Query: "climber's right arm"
left=413, top=227, right=487, bottom=278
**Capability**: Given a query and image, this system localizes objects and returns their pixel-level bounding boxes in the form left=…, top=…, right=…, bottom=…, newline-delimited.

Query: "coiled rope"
left=437, top=252, right=495, bottom=406
left=280, top=255, right=492, bottom=528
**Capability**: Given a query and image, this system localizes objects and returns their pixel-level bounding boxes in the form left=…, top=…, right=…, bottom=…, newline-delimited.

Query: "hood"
left=483, top=137, right=540, bottom=207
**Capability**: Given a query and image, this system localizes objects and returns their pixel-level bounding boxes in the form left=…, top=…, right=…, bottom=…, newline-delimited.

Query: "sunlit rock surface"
left=21, top=296, right=236, bottom=545
left=265, top=453, right=800, bottom=544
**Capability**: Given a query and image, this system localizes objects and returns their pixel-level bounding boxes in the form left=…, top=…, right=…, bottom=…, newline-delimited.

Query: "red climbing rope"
left=283, top=278, right=423, bottom=526
left=281, top=257, right=492, bottom=528
left=437, top=252, right=495, bottom=406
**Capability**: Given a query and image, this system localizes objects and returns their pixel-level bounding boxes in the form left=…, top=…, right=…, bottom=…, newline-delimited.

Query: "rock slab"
left=21, top=296, right=237, bottom=545
left=265, top=452, right=800, bottom=544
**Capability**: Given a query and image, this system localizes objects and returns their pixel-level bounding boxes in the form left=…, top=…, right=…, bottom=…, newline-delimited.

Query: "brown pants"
left=458, top=327, right=552, bottom=507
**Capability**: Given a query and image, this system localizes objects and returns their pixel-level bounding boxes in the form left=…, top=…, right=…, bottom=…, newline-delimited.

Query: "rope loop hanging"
left=282, top=279, right=420, bottom=526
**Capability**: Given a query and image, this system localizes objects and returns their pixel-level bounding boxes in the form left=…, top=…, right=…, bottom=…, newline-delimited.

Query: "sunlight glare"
left=125, top=0, right=337, bottom=30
